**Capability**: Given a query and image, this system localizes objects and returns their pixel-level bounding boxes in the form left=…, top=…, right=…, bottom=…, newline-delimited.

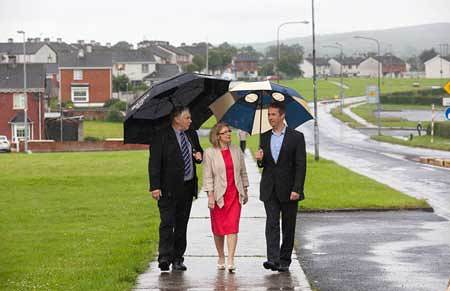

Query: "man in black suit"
left=149, top=106, right=203, bottom=272
left=255, top=101, right=306, bottom=272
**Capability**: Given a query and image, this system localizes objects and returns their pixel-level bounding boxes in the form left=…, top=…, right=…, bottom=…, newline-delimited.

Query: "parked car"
left=0, top=135, right=11, bottom=152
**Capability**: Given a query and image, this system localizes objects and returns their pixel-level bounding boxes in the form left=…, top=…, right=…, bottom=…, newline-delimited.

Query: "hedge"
left=426, top=121, right=450, bottom=138
left=380, top=88, right=445, bottom=105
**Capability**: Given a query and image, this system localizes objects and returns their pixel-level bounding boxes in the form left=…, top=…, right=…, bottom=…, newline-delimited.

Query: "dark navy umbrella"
left=209, top=81, right=313, bottom=135
left=124, top=73, right=230, bottom=144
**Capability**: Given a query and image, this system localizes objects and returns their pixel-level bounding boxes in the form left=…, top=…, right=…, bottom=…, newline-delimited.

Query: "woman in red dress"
left=203, top=122, right=249, bottom=272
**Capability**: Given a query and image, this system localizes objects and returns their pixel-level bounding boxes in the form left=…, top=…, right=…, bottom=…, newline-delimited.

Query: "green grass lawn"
left=84, top=121, right=123, bottom=140
left=241, top=135, right=429, bottom=211
left=0, top=151, right=159, bottom=291
left=280, top=78, right=443, bottom=101
left=330, top=106, right=364, bottom=128
left=372, top=135, right=450, bottom=152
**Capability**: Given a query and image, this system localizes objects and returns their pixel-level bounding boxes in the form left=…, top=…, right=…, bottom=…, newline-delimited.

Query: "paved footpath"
left=135, top=150, right=312, bottom=290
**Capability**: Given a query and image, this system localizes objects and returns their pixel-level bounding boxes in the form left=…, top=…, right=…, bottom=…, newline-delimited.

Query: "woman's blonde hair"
left=209, top=122, right=230, bottom=148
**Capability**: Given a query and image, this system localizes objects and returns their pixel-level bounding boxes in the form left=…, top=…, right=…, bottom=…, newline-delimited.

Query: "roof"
left=0, top=63, right=46, bottom=90
left=112, top=49, right=155, bottom=63
left=58, top=51, right=112, bottom=68
left=159, top=44, right=190, bottom=56
left=144, top=64, right=180, bottom=80
left=338, top=57, right=364, bottom=66
left=305, top=57, right=329, bottom=66
left=0, top=42, right=50, bottom=54
left=234, top=54, right=259, bottom=62
left=372, top=55, right=405, bottom=65
left=145, top=46, right=172, bottom=59
left=179, top=44, right=207, bottom=57
left=9, top=111, right=32, bottom=123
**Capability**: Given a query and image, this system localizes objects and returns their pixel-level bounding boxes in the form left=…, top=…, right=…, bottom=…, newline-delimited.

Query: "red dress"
left=210, top=148, right=242, bottom=236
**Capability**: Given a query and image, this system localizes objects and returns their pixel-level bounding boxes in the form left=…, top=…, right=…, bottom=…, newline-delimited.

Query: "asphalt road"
left=294, top=99, right=450, bottom=290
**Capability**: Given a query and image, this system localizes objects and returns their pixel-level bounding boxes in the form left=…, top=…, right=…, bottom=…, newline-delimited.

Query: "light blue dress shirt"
left=270, top=126, right=286, bottom=163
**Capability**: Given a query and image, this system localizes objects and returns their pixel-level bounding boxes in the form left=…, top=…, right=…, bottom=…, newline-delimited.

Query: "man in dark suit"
left=255, top=101, right=306, bottom=272
left=149, top=106, right=203, bottom=272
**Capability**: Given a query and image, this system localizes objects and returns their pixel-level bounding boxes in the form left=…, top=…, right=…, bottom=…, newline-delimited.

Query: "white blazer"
left=202, top=144, right=249, bottom=208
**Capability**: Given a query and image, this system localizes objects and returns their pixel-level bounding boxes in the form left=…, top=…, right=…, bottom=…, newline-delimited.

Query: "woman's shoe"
left=227, top=265, right=236, bottom=273
left=217, top=263, right=225, bottom=270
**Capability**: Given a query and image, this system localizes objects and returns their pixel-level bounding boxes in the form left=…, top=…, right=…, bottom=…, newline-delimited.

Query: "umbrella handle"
left=258, top=91, right=263, bottom=148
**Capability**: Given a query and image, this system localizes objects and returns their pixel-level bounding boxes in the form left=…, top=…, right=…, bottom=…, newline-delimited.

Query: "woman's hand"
left=208, top=192, right=215, bottom=209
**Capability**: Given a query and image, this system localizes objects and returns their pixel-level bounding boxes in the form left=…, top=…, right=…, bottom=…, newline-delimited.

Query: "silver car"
left=0, top=135, right=11, bottom=152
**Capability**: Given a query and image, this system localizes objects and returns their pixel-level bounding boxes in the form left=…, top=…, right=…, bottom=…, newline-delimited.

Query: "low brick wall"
left=14, top=140, right=148, bottom=153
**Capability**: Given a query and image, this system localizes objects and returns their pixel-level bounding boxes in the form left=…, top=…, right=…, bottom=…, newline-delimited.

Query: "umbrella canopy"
left=124, top=73, right=230, bottom=144
left=210, top=81, right=313, bottom=135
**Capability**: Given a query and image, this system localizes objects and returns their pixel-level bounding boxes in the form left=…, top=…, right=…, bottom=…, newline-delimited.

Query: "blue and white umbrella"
left=209, top=81, right=313, bottom=135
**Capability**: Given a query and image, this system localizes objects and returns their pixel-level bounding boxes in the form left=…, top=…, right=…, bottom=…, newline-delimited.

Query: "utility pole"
left=17, top=30, right=29, bottom=152
left=311, top=0, right=320, bottom=161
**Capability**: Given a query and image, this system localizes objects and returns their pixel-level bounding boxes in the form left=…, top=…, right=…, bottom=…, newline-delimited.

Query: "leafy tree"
left=192, top=55, right=205, bottom=71
left=113, top=41, right=133, bottom=50
left=419, top=48, right=438, bottom=63
left=406, top=55, right=422, bottom=71
left=208, top=50, right=223, bottom=72
left=259, top=63, right=275, bottom=76
left=265, top=44, right=304, bottom=77
left=183, top=63, right=200, bottom=73
left=113, top=75, right=130, bottom=92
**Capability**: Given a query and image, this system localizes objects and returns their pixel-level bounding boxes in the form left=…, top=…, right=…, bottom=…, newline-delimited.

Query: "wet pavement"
left=134, top=151, right=312, bottom=290
left=294, top=99, right=450, bottom=290
left=295, top=211, right=450, bottom=291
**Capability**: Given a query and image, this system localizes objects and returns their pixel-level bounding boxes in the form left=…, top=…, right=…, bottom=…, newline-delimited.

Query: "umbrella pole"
left=258, top=91, right=263, bottom=148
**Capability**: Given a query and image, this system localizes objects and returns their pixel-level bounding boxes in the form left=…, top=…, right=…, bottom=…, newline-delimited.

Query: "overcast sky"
left=0, top=0, right=449, bottom=46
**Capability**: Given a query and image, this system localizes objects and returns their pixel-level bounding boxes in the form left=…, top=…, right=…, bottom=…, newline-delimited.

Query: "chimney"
left=44, top=37, right=50, bottom=42
left=78, top=40, right=85, bottom=45
left=8, top=38, right=13, bottom=43
left=35, top=37, right=41, bottom=42
left=78, top=48, right=85, bottom=58
left=27, top=38, right=33, bottom=42
left=106, top=42, right=111, bottom=48
left=86, top=45, right=92, bottom=53
left=90, top=40, right=96, bottom=45
left=57, top=38, right=62, bottom=43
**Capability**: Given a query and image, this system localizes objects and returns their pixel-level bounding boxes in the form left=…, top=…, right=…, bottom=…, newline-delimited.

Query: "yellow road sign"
left=444, top=81, right=450, bottom=95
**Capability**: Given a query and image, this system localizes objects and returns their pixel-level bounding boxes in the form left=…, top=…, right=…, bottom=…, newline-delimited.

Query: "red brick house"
left=59, top=49, right=112, bottom=107
left=0, top=63, right=46, bottom=141
left=232, top=54, right=259, bottom=80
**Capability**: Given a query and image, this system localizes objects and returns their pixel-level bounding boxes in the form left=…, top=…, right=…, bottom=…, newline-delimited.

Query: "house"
left=112, top=49, right=157, bottom=85
left=424, top=55, right=450, bottom=78
left=138, top=41, right=191, bottom=65
left=329, top=57, right=363, bottom=77
left=157, top=44, right=192, bottom=66
left=0, top=40, right=58, bottom=64
left=358, top=55, right=407, bottom=77
left=0, top=63, right=47, bottom=141
left=232, top=54, right=259, bottom=80
left=58, top=49, right=112, bottom=108
left=300, top=58, right=330, bottom=78
left=143, top=64, right=181, bottom=86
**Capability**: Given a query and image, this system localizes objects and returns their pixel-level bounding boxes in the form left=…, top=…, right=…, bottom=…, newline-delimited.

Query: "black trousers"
left=263, top=193, right=298, bottom=266
left=157, top=179, right=194, bottom=264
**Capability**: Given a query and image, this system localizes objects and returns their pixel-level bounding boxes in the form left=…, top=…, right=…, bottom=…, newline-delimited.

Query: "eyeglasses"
left=218, top=129, right=232, bottom=135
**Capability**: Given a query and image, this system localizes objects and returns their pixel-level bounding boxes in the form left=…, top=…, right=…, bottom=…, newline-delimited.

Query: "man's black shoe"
left=263, top=261, right=279, bottom=271
left=158, top=261, right=170, bottom=271
left=172, top=261, right=187, bottom=271
left=278, top=265, right=289, bottom=272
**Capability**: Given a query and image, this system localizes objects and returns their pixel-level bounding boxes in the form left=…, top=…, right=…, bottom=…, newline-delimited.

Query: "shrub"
left=84, top=136, right=101, bottom=141
left=104, top=99, right=127, bottom=111
left=426, top=121, right=450, bottom=138
left=380, top=88, right=444, bottom=105
left=105, top=109, right=124, bottom=122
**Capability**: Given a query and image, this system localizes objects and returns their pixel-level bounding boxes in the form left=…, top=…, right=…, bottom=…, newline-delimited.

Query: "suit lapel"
left=277, top=128, right=290, bottom=163
left=264, top=131, right=276, bottom=165
left=167, top=128, right=183, bottom=163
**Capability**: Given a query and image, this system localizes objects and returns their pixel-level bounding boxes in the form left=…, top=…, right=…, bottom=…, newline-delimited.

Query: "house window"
left=12, top=124, right=31, bottom=140
left=13, top=93, right=26, bottom=109
left=142, top=64, right=149, bottom=73
left=73, top=70, right=83, bottom=80
left=71, top=86, right=89, bottom=102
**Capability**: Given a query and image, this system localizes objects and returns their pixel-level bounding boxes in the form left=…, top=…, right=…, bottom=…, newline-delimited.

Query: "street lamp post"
left=311, top=0, right=319, bottom=161
left=276, top=20, right=309, bottom=83
left=323, top=42, right=344, bottom=112
left=17, top=30, right=29, bottom=152
left=354, top=35, right=381, bottom=136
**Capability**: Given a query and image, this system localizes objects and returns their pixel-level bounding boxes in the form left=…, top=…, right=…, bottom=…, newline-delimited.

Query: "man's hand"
left=193, top=151, right=202, bottom=162
left=255, top=149, right=264, bottom=161
left=151, top=189, right=161, bottom=200
left=290, top=191, right=300, bottom=201
left=208, top=192, right=215, bottom=209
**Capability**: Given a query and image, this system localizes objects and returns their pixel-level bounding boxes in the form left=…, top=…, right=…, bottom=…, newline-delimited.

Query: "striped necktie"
left=180, top=131, right=192, bottom=178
